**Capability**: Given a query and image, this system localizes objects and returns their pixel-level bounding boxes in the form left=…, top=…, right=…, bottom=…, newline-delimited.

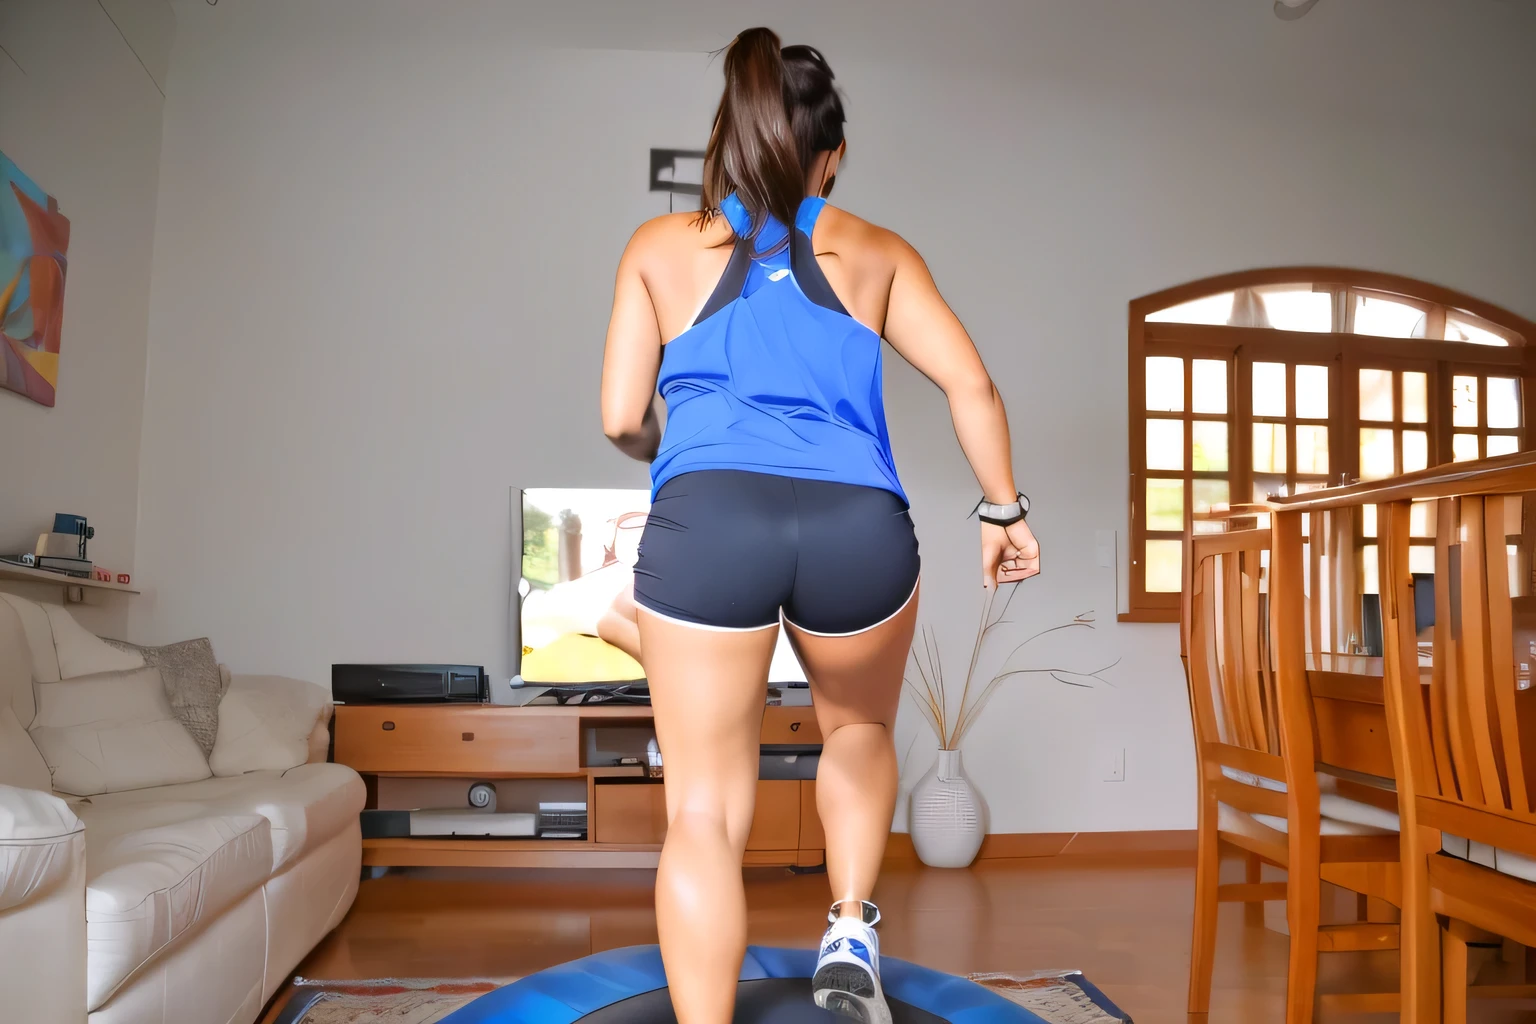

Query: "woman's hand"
left=982, top=520, right=1040, bottom=589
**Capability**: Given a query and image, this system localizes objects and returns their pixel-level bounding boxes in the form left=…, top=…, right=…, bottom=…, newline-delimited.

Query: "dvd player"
left=331, top=663, right=489, bottom=704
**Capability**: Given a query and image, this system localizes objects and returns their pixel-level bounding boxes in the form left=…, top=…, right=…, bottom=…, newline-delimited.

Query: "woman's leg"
left=597, top=583, right=642, bottom=662
left=640, top=609, right=779, bottom=1024
left=786, top=584, right=920, bottom=918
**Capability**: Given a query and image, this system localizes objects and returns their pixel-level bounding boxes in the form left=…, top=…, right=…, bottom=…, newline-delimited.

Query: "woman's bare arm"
left=881, top=234, right=1039, bottom=588
left=600, top=224, right=665, bottom=462
left=881, top=237, right=1017, bottom=505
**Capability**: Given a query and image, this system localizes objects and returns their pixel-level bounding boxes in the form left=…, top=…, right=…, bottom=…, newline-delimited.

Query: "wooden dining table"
left=1308, top=650, right=1536, bottom=793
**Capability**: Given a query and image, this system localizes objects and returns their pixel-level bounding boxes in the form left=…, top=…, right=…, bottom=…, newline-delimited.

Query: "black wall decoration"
left=649, top=149, right=706, bottom=197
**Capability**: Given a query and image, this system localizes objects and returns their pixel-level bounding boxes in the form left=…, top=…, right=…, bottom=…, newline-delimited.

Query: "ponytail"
left=701, top=28, right=804, bottom=245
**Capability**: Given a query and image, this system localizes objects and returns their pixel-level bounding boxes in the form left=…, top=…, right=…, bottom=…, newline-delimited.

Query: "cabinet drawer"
left=334, top=706, right=579, bottom=774
left=760, top=705, right=821, bottom=745
left=594, top=782, right=667, bottom=845
left=745, top=780, right=801, bottom=850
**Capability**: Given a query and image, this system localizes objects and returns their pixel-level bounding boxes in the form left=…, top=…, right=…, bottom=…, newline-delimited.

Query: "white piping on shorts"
left=782, top=577, right=920, bottom=638
left=634, top=577, right=920, bottom=639
left=634, top=600, right=779, bottom=633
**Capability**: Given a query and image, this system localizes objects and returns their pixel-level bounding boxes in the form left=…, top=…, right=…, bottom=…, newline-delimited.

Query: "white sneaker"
left=813, top=904, right=891, bottom=1024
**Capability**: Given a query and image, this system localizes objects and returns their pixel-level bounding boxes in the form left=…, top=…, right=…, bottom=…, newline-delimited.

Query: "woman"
left=600, top=28, right=1039, bottom=1024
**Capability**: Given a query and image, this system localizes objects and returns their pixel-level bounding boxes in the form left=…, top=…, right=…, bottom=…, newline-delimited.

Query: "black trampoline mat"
left=576, top=977, right=949, bottom=1023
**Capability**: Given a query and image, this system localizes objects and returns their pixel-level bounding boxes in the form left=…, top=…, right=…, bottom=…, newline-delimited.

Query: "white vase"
left=908, top=748, right=985, bottom=868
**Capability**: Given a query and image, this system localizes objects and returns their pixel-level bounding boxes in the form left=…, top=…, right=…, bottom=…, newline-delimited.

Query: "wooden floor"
left=269, top=851, right=1536, bottom=1024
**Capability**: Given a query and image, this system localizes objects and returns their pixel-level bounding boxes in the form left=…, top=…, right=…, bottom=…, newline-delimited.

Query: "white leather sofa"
left=0, top=594, right=365, bottom=1023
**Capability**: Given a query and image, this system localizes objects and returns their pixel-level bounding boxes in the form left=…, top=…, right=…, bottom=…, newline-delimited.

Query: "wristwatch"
left=974, top=493, right=1030, bottom=527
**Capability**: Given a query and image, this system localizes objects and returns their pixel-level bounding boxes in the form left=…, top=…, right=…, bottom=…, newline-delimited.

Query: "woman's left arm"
left=601, top=225, right=664, bottom=462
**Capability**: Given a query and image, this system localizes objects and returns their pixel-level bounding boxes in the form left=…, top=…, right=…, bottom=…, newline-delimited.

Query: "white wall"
left=136, top=0, right=1536, bottom=833
left=0, top=0, right=174, bottom=635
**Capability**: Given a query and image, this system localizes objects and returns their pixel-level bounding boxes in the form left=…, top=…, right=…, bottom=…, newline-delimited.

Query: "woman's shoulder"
left=815, top=203, right=916, bottom=268
left=626, top=211, right=727, bottom=253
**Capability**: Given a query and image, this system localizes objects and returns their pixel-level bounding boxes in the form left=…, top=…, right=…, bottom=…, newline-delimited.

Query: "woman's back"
left=639, top=195, right=908, bottom=501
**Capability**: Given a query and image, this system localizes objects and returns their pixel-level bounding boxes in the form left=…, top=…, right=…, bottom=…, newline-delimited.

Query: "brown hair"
left=700, top=28, right=846, bottom=245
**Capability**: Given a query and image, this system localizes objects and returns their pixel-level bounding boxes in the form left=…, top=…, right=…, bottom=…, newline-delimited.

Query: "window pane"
left=1363, top=543, right=1379, bottom=595
left=1410, top=545, right=1436, bottom=575
left=1410, top=501, right=1435, bottom=538
left=1192, top=421, right=1228, bottom=472
left=1296, top=365, right=1329, bottom=420
left=1191, top=359, right=1227, bottom=414
left=1446, top=315, right=1509, bottom=347
left=1145, top=356, right=1184, bottom=412
left=1488, top=377, right=1519, bottom=429
left=1261, top=287, right=1333, bottom=332
left=1193, top=478, right=1229, bottom=513
left=1253, top=423, right=1287, bottom=474
left=1359, top=368, right=1394, bottom=422
left=1295, top=424, right=1328, bottom=475
left=1147, top=292, right=1234, bottom=325
left=1253, top=362, right=1287, bottom=418
left=1453, top=375, right=1479, bottom=427
left=1360, top=428, right=1396, bottom=480
left=1354, top=295, right=1425, bottom=338
left=1146, top=478, right=1184, bottom=532
left=1453, top=433, right=1480, bottom=462
left=1488, top=435, right=1519, bottom=458
left=1147, top=419, right=1184, bottom=470
left=1362, top=503, right=1377, bottom=538
left=1402, top=372, right=1428, bottom=424
left=1144, top=540, right=1184, bottom=592
left=1402, top=430, right=1428, bottom=473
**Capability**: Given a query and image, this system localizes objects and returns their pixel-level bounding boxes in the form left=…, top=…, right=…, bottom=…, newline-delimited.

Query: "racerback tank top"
left=649, top=194, right=906, bottom=504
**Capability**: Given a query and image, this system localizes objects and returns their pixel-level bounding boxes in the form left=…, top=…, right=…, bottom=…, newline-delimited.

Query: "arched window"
left=1125, top=267, right=1535, bottom=622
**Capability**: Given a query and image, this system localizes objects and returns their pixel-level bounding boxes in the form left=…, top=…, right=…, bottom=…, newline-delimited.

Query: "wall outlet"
left=1105, top=747, right=1126, bottom=783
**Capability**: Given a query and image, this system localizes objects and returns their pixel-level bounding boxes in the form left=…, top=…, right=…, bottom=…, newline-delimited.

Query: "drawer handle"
left=790, top=722, right=800, bottom=732
left=382, top=721, right=395, bottom=731
left=462, top=732, right=474, bottom=741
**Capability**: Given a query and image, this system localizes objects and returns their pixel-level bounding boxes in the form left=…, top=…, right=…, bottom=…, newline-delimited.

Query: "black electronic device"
left=331, top=663, right=488, bottom=704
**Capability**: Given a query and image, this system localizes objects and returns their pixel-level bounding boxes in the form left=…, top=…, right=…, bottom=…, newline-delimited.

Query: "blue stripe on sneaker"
left=846, top=939, right=872, bottom=966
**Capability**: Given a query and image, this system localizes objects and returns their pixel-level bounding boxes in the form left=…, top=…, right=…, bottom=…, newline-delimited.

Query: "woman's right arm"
left=881, top=236, right=1040, bottom=587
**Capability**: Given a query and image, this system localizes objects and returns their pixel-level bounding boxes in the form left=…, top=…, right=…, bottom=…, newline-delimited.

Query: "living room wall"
left=0, top=0, right=173, bottom=635
left=135, top=0, right=1536, bottom=833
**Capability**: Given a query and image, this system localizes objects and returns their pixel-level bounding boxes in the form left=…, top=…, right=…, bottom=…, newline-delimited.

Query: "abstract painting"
left=1, top=150, right=69, bottom=408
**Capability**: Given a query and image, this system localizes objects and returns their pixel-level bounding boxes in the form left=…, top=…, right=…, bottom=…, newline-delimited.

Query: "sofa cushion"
left=0, top=785, right=85, bottom=913
left=102, top=637, right=225, bottom=757
left=75, top=763, right=364, bottom=872
left=43, top=604, right=144, bottom=679
left=0, top=593, right=60, bottom=683
left=84, top=813, right=270, bottom=1010
left=0, top=597, right=37, bottom=724
left=29, top=667, right=211, bottom=796
left=211, top=675, right=331, bottom=776
left=0, top=706, right=52, bottom=793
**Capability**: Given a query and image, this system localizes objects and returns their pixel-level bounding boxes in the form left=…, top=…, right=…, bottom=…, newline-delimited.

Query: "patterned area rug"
left=275, top=970, right=1129, bottom=1023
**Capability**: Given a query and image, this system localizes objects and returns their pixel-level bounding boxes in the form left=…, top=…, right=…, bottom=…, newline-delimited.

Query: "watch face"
left=1019, top=494, right=1029, bottom=514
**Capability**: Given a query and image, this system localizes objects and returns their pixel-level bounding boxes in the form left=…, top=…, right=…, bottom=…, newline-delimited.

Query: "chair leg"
left=1245, top=852, right=1265, bottom=926
left=1443, top=926, right=1469, bottom=1024
left=1187, top=802, right=1220, bottom=1015
left=1398, top=830, right=1440, bottom=1024
left=1285, top=864, right=1321, bottom=1024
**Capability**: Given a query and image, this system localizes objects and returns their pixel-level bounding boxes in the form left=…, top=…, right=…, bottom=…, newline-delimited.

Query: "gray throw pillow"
left=100, top=637, right=226, bottom=756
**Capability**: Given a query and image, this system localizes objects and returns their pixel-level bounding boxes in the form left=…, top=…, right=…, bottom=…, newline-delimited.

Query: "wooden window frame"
left=1125, top=267, right=1536, bottom=623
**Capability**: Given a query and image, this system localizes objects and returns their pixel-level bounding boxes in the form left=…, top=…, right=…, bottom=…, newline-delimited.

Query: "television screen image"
left=518, top=488, right=807, bottom=686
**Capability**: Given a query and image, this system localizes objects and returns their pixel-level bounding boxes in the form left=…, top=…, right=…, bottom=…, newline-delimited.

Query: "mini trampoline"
left=439, top=944, right=1051, bottom=1023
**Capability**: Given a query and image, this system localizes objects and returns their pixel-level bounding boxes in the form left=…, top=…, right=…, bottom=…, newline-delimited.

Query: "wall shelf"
left=0, top=563, right=139, bottom=594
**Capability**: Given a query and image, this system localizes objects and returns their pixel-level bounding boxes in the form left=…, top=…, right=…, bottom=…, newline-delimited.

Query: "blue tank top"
left=650, top=194, right=906, bottom=504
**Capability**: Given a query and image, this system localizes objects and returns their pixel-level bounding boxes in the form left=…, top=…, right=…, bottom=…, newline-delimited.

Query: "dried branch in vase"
left=903, top=584, right=1118, bottom=751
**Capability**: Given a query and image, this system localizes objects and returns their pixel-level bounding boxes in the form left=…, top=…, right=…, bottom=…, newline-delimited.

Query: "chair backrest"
left=1183, top=524, right=1295, bottom=823
left=1379, top=491, right=1536, bottom=857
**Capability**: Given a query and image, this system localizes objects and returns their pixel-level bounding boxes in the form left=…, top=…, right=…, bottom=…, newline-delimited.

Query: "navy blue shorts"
left=632, top=470, right=920, bottom=635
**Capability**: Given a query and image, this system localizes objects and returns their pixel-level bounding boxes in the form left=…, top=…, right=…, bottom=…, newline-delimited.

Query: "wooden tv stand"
left=333, top=700, right=825, bottom=870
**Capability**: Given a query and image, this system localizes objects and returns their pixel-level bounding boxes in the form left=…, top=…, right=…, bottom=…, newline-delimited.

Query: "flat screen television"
left=516, top=487, right=807, bottom=688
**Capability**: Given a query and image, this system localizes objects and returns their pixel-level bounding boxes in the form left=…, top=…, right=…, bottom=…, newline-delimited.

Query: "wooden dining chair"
left=1378, top=495, right=1536, bottom=1024
left=1183, top=517, right=1404, bottom=1022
